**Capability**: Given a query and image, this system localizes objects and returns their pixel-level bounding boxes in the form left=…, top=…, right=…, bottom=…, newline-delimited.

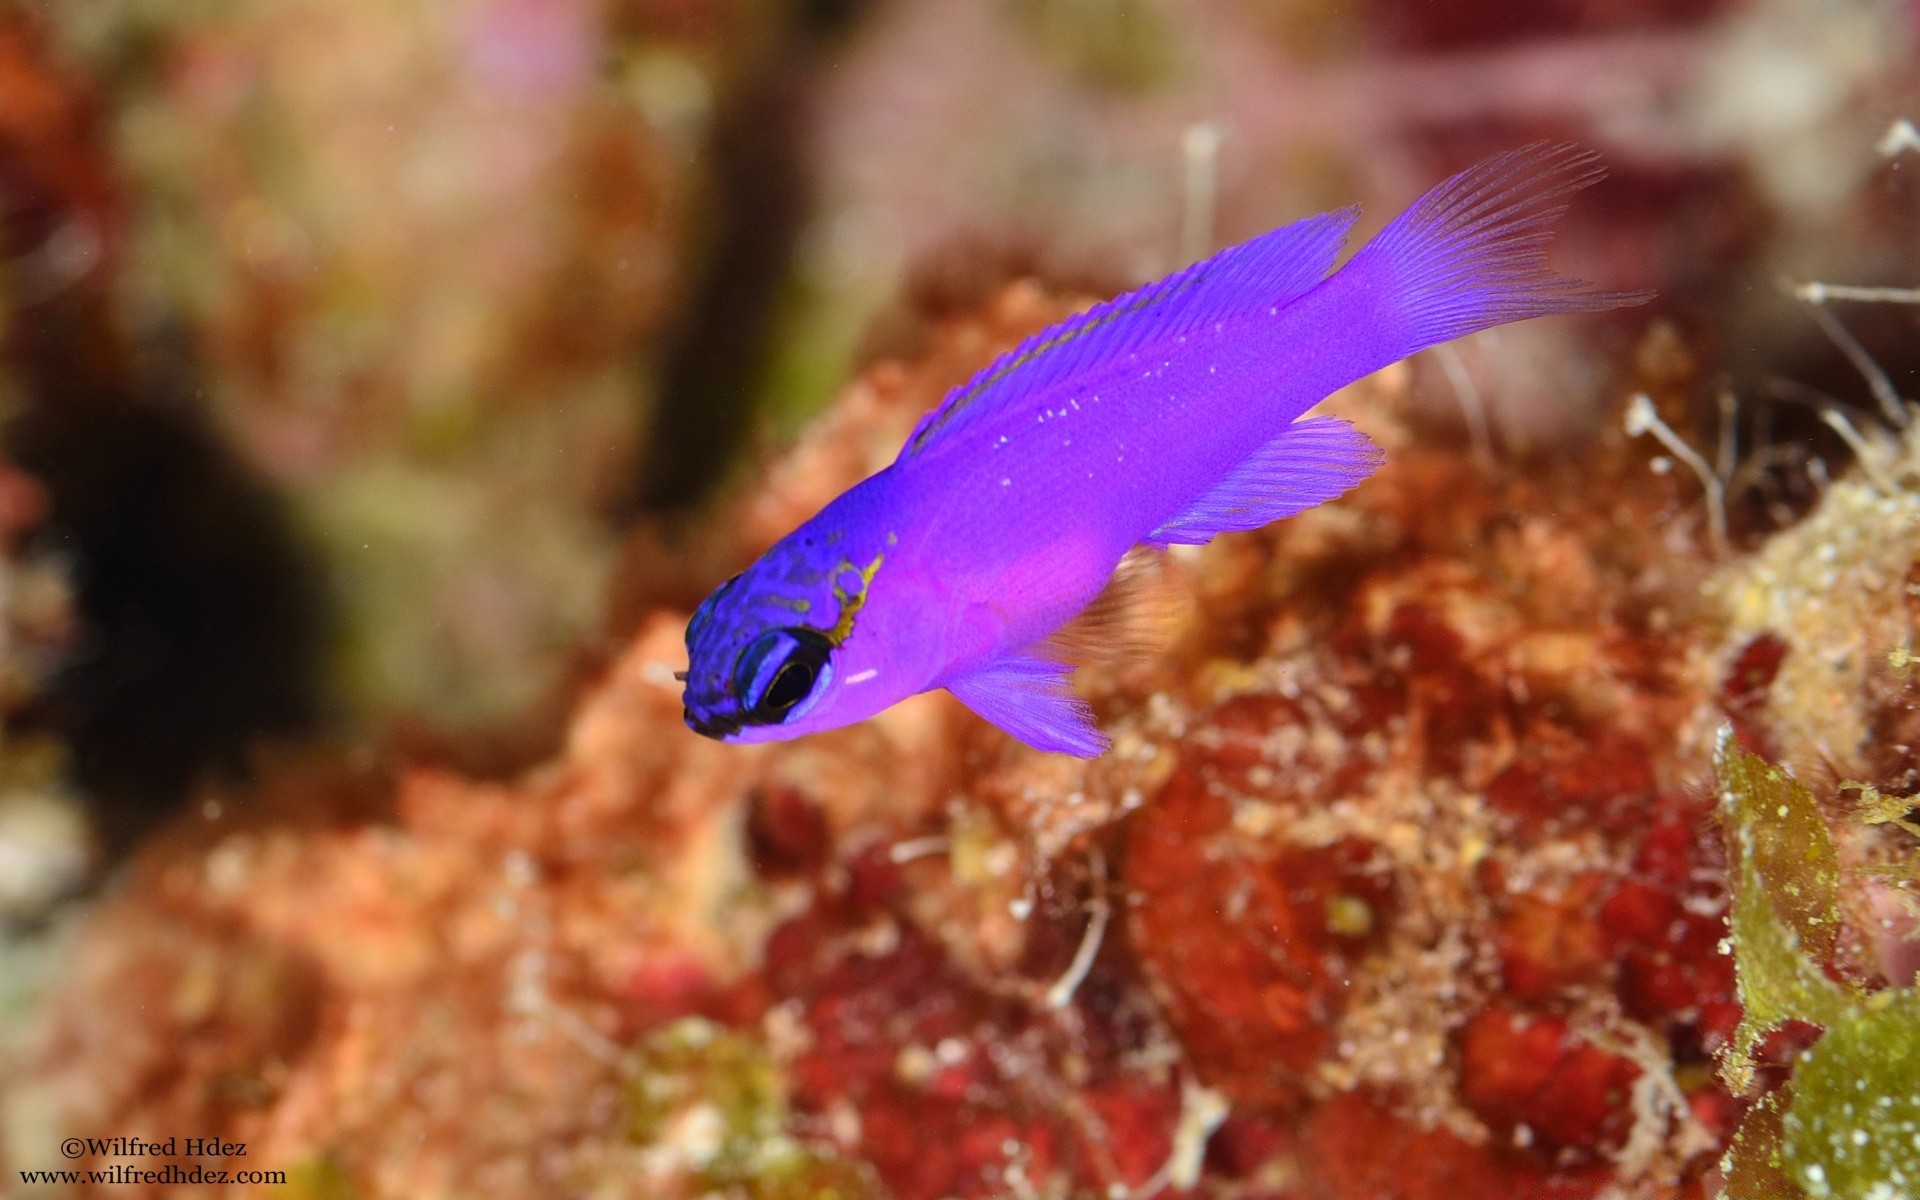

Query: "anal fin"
left=1149, top=415, right=1382, bottom=546
left=944, top=654, right=1109, bottom=758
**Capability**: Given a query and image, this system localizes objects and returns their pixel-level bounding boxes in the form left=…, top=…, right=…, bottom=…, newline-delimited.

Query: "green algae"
left=1722, top=1087, right=1794, bottom=1200
left=1715, top=735, right=1920, bottom=1199
left=1850, top=781, right=1920, bottom=839
left=283, top=1156, right=358, bottom=1200
left=627, top=1017, right=877, bottom=1199
left=1781, top=990, right=1920, bottom=1198
left=1716, top=736, right=1856, bottom=1096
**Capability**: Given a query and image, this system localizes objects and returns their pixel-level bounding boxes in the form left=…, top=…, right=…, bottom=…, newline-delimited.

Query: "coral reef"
left=7, top=275, right=1818, bottom=1198
left=0, top=450, right=87, bottom=931
left=0, top=6, right=328, bottom=842
left=4, top=4, right=1919, bottom=1197
left=0, top=452, right=86, bottom=916
left=0, top=440, right=90, bottom=1167
left=33, top=0, right=779, bottom=730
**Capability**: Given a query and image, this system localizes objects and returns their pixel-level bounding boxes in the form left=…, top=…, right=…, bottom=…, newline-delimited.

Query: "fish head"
left=680, top=525, right=914, bottom=745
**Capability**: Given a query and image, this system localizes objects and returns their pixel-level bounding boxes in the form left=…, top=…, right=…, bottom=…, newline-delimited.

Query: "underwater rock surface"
left=0, top=448, right=89, bottom=996
left=6, top=278, right=1918, bottom=1198
left=33, top=0, right=778, bottom=732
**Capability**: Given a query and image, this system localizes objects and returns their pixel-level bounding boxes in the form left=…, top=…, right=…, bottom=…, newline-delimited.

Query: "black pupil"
left=736, top=626, right=833, bottom=724
left=762, top=659, right=816, bottom=714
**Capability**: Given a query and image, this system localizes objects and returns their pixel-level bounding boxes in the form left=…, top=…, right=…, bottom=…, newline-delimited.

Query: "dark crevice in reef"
left=2, top=137, right=330, bottom=859
left=6, top=386, right=331, bottom=858
left=632, top=0, right=877, bottom=514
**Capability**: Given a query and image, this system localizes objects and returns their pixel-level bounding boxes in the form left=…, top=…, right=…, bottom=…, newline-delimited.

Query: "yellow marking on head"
left=825, top=553, right=884, bottom=646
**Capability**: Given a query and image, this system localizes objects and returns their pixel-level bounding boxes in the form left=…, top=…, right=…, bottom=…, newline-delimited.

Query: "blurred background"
left=0, top=0, right=1916, bottom=1194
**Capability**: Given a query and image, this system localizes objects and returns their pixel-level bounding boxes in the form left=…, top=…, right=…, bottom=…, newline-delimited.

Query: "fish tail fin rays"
left=1340, top=142, right=1652, bottom=359
left=897, top=206, right=1362, bottom=460
left=944, top=653, right=1109, bottom=757
left=1148, top=415, right=1383, bottom=546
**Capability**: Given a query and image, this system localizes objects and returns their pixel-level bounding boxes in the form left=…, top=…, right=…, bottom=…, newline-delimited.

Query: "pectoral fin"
left=1041, top=545, right=1183, bottom=666
left=944, top=653, right=1109, bottom=758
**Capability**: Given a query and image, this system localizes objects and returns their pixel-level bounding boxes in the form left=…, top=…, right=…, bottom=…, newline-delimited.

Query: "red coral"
left=622, top=951, right=719, bottom=1023
left=1597, top=809, right=1736, bottom=1057
left=1082, top=1083, right=1180, bottom=1186
left=1601, top=878, right=1684, bottom=944
left=1273, top=837, right=1399, bottom=956
left=1497, top=873, right=1611, bottom=1000
left=1205, top=1112, right=1293, bottom=1179
left=1378, top=601, right=1507, bottom=772
left=1721, top=632, right=1788, bottom=756
left=1306, top=1091, right=1610, bottom=1200
left=774, top=914, right=1178, bottom=1198
left=1195, top=692, right=1318, bottom=795
left=746, top=785, right=832, bottom=879
left=1124, top=762, right=1339, bottom=1109
left=1485, top=727, right=1659, bottom=837
left=1457, top=1007, right=1642, bottom=1159
left=1630, top=815, right=1703, bottom=890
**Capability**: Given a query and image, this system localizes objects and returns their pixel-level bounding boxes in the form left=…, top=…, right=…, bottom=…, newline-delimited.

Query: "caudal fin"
left=1341, top=142, right=1651, bottom=358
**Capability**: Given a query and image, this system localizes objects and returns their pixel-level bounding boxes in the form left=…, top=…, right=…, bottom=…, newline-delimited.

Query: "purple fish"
left=681, top=143, right=1649, bottom=757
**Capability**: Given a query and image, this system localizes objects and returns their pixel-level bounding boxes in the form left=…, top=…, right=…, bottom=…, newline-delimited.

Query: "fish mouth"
left=683, top=706, right=745, bottom=741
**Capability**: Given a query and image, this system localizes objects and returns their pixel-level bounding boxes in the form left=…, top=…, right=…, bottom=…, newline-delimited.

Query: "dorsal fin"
left=897, top=205, right=1361, bottom=460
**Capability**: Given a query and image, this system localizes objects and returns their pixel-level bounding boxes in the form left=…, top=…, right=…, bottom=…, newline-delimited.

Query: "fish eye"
left=734, top=627, right=834, bottom=725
